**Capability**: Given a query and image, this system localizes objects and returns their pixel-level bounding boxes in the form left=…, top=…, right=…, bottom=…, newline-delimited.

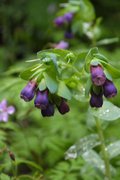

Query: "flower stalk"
left=95, top=117, right=111, bottom=180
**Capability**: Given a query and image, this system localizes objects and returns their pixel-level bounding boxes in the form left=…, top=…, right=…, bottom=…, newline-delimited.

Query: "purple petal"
left=55, top=41, right=69, bottom=49
left=7, top=106, right=15, bottom=114
left=2, top=112, right=8, bottom=122
left=0, top=99, right=7, bottom=111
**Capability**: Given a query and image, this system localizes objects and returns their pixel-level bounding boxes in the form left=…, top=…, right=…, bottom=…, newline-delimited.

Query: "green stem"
left=95, top=118, right=111, bottom=180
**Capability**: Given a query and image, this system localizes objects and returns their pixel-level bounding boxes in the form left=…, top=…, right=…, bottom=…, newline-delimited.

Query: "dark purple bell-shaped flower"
left=41, top=102, right=54, bottom=117
left=54, top=16, right=65, bottom=27
left=90, top=91, right=103, bottom=108
left=57, top=98, right=70, bottom=114
left=90, top=65, right=106, bottom=86
left=34, top=89, right=49, bottom=110
left=103, top=79, right=117, bottom=98
left=64, top=12, right=73, bottom=22
left=20, top=80, right=37, bottom=102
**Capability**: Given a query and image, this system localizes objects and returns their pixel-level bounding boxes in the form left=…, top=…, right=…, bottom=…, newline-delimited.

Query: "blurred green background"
left=0, top=0, right=120, bottom=179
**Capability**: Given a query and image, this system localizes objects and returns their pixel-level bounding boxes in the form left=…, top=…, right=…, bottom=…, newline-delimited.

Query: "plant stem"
left=95, top=117, right=111, bottom=180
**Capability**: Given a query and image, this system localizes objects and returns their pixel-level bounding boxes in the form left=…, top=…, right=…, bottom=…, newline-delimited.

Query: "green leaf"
left=85, top=76, right=92, bottom=96
left=100, top=60, right=120, bottom=79
left=37, top=49, right=71, bottom=60
left=0, top=174, right=10, bottom=180
left=82, top=150, right=105, bottom=173
left=20, top=64, right=42, bottom=80
left=38, top=78, right=47, bottom=91
left=65, top=134, right=100, bottom=160
left=57, top=81, right=72, bottom=100
left=90, top=101, right=120, bottom=121
left=85, top=47, right=98, bottom=72
left=94, top=53, right=108, bottom=62
left=107, top=141, right=120, bottom=159
left=96, top=37, right=119, bottom=46
left=43, top=72, right=58, bottom=93
left=16, top=159, right=42, bottom=171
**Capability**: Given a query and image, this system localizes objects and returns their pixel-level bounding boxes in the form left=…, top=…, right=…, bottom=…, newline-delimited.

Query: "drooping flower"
left=0, top=100, right=15, bottom=122
left=34, top=89, right=49, bottom=110
left=103, top=79, right=117, bottom=98
left=64, top=12, right=73, bottom=22
left=20, top=80, right=37, bottom=102
left=90, top=65, right=106, bottom=86
left=57, top=98, right=70, bottom=114
left=41, top=102, right=54, bottom=117
left=90, top=90, right=103, bottom=108
left=54, top=40, right=69, bottom=49
left=54, top=16, right=65, bottom=27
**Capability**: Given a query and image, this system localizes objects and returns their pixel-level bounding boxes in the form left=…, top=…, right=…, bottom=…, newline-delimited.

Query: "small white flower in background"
left=0, top=100, right=15, bottom=122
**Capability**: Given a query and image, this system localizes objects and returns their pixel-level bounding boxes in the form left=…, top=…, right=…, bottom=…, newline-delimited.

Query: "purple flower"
left=54, top=41, right=69, bottom=49
left=41, top=102, right=54, bottom=117
left=0, top=100, right=15, bottom=122
left=20, top=80, right=37, bottom=102
left=34, top=89, right=49, bottom=110
left=57, top=98, right=70, bottom=114
left=103, top=79, right=117, bottom=98
left=64, top=12, right=73, bottom=22
left=90, top=65, right=106, bottom=86
left=64, top=31, right=74, bottom=39
left=54, top=16, right=65, bottom=27
left=90, top=91, right=103, bottom=108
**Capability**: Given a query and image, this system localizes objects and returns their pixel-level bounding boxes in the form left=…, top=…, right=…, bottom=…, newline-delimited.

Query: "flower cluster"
left=0, top=100, right=15, bottom=122
left=54, top=12, right=74, bottom=39
left=90, top=64, right=117, bottom=108
left=20, top=80, right=70, bottom=117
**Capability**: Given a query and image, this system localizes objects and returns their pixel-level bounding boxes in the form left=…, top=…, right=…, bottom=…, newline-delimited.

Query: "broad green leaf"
left=82, top=150, right=105, bottom=173
left=107, top=141, right=120, bottom=159
left=0, top=174, right=10, bottom=180
left=57, top=81, right=72, bottom=100
left=69, top=0, right=95, bottom=21
left=85, top=47, right=98, bottom=72
left=100, top=60, right=120, bottom=79
left=90, top=101, right=120, bottom=121
left=65, top=134, right=100, bottom=160
left=39, top=78, right=47, bottom=91
left=37, top=49, right=71, bottom=60
left=82, top=150, right=115, bottom=175
left=74, top=51, right=87, bottom=70
left=43, top=72, right=58, bottom=93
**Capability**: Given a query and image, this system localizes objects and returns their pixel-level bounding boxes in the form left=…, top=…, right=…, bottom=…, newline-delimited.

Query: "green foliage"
left=0, top=0, right=120, bottom=179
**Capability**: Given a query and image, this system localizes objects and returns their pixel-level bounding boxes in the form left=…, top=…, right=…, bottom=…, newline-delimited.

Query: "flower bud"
left=64, top=12, right=73, bottom=22
left=20, top=81, right=37, bottom=102
left=34, top=90, right=49, bottom=110
left=57, top=98, right=70, bottom=114
left=41, top=102, right=54, bottom=117
left=90, top=65, right=106, bottom=86
left=103, top=79, right=117, bottom=98
left=54, top=16, right=65, bottom=27
left=90, top=91, right=103, bottom=108
left=9, top=151, right=15, bottom=161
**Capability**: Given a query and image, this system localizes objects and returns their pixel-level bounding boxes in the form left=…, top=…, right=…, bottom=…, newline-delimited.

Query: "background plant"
left=0, top=0, right=120, bottom=180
